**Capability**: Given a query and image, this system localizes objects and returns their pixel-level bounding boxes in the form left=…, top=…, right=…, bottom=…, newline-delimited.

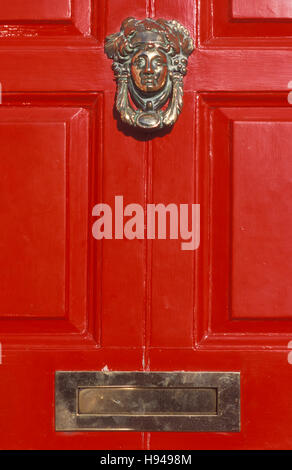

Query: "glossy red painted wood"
left=232, top=0, right=292, bottom=19
left=197, top=95, right=292, bottom=348
left=0, top=0, right=72, bottom=21
left=0, top=0, right=93, bottom=39
left=232, top=121, right=292, bottom=320
left=200, top=0, right=292, bottom=46
left=101, top=93, right=145, bottom=348
left=150, top=93, right=195, bottom=348
left=1, top=0, right=292, bottom=451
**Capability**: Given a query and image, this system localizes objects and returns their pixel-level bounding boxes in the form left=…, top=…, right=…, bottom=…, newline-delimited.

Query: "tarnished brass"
left=104, top=18, right=194, bottom=130
left=78, top=387, right=217, bottom=416
left=55, top=372, right=240, bottom=432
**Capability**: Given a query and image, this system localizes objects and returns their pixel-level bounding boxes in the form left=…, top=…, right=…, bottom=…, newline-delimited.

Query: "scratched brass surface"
left=78, top=386, right=217, bottom=416
left=55, top=372, right=240, bottom=432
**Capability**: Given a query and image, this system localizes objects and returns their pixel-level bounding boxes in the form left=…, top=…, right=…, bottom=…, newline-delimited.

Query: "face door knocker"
left=105, top=18, right=194, bottom=131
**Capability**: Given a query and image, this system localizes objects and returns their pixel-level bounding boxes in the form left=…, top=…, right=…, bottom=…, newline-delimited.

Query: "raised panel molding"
left=200, top=0, right=292, bottom=46
left=232, top=0, right=292, bottom=20
left=0, top=0, right=72, bottom=21
left=196, top=93, right=292, bottom=350
left=0, top=0, right=102, bottom=41
left=0, top=94, right=102, bottom=349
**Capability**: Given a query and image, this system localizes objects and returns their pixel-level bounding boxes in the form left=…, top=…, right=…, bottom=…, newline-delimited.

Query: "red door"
left=1, top=0, right=292, bottom=450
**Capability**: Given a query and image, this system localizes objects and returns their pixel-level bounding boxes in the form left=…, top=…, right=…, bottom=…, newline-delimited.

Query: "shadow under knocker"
left=105, top=17, right=194, bottom=132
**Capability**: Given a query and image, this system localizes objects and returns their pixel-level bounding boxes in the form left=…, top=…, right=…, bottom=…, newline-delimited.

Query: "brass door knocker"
left=105, top=18, right=194, bottom=130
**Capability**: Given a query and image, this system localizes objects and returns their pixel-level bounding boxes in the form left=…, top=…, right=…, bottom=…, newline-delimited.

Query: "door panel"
left=101, top=93, right=145, bottom=348
left=0, top=0, right=72, bottom=21
left=0, top=112, right=68, bottom=319
left=232, top=121, right=292, bottom=320
left=232, top=0, right=292, bottom=19
left=200, top=0, right=292, bottom=45
left=198, top=96, right=292, bottom=346
left=1, top=0, right=292, bottom=450
left=0, top=0, right=94, bottom=38
left=0, top=95, right=98, bottom=348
